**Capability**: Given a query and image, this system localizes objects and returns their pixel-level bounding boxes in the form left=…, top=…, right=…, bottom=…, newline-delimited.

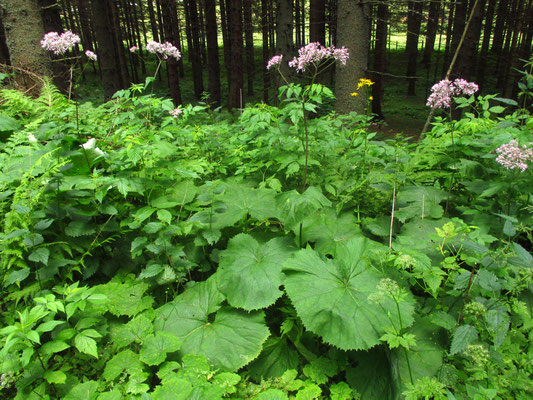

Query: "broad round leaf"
left=283, top=237, right=415, bottom=350
left=154, top=277, right=270, bottom=370
left=217, top=234, right=295, bottom=310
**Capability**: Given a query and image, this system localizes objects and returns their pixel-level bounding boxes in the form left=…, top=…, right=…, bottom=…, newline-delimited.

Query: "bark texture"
left=335, top=0, right=369, bottom=114
left=1, top=0, right=53, bottom=93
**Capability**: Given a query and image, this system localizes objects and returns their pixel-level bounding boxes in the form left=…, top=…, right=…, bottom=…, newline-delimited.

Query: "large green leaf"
left=154, top=277, right=270, bottom=370
left=390, top=317, right=445, bottom=400
left=395, top=186, right=447, bottom=223
left=217, top=234, right=295, bottom=310
left=283, top=237, right=415, bottom=350
left=301, top=209, right=362, bottom=255
left=247, top=337, right=299, bottom=379
left=346, top=348, right=391, bottom=399
left=277, top=186, right=331, bottom=231
left=140, top=331, right=182, bottom=365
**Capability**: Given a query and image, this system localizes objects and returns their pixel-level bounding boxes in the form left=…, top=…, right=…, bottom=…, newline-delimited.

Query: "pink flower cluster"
left=130, top=46, right=139, bottom=53
left=426, top=78, right=479, bottom=109
left=146, top=41, right=181, bottom=61
left=266, top=55, right=283, bottom=70
left=40, top=30, right=81, bottom=55
left=85, top=50, right=97, bottom=61
left=169, top=108, right=183, bottom=118
left=495, top=140, right=533, bottom=172
left=288, top=42, right=349, bottom=72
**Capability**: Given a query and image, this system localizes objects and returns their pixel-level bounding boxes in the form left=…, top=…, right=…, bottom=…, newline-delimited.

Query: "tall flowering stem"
left=267, top=43, right=349, bottom=192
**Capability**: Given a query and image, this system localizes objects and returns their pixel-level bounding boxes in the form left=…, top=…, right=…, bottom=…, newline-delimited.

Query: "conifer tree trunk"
left=90, top=0, right=122, bottom=99
left=244, top=0, right=255, bottom=96
left=310, top=0, right=326, bottom=44
left=0, top=0, right=52, bottom=93
left=228, top=0, right=243, bottom=109
left=130, top=0, right=146, bottom=74
left=275, top=0, right=294, bottom=95
left=146, top=0, right=160, bottom=42
left=476, top=0, right=496, bottom=90
left=262, top=0, right=270, bottom=102
left=372, top=0, right=387, bottom=119
left=205, top=0, right=221, bottom=106
left=335, top=0, right=369, bottom=114
left=160, top=0, right=182, bottom=105
left=295, top=0, right=301, bottom=46
left=185, top=0, right=204, bottom=98
left=0, top=15, right=10, bottom=65
left=198, top=0, right=208, bottom=66
left=220, top=0, right=231, bottom=85
left=422, top=0, right=441, bottom=68
left=405, top=0, right=423, bottom=95
left=109, top=0, right=130, bottom=88
left=442, top=0, right=455, bottom=76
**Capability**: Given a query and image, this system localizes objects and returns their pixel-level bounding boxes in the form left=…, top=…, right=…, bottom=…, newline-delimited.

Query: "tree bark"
left=244, top=0, right=254, bottom=96
left=0, top=0, right=53, bottom=93
left=372, top=0, right=387, bottom=119
left=205, top=0, right=221, bottom=106
left=146, top=0, right=160, bottom=42
left=476, top=0, right=496, bottom=90
left=422, top=0, right=441, bottom=68
left=90, top=0, right=122, bottom=99
left=335, top=0, right=369, bottom=114
left=310, top=0, right=326, bottom=44
left=160, top=0, right=182, bottom=105
left=405, top=0, right=423, bottom=95
left=228, top=0, right=243, bottom=109
left=0, top=14, right=10, bottom=65
left=275, top=0, right=294, bottom=95
left=185, top=0, right=204, bottom=98
left=262, top=0, right=270, bottom=102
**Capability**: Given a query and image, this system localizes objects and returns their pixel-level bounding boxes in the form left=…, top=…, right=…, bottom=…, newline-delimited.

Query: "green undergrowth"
left=0, top=76, right=532, bottom=399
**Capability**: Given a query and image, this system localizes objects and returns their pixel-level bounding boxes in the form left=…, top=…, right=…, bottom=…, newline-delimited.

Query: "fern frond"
left=37, top=78, right=68, bottom=109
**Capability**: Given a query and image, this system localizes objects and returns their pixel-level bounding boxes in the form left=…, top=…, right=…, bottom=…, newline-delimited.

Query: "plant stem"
left=301, top=101, right=309, bottom=193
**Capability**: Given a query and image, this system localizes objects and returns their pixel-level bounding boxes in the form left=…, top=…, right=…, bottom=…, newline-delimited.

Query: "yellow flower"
left=369, top=96, right=373, bottom=100
left=357, top=78, right=375, bottom=90
left=350, top=92, right=359, bottom=97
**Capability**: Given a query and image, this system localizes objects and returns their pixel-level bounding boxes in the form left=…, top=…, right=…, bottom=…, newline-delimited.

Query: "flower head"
left=266, top=55, right=283, bottom=70
left=146, top=41, right=181, bottom=61
left=169, top=108, right=183, bottom=118
left=40, top=30, right=80, bottom=55
left=85, top=50, right=97, bottom=61
left=495, top=139, right=533, bottom=172
left=357, top=78, right=374, bottom=90
left=130, top=46, right=139, bottom=53
left=286, top=42, right=349, bottom=72
left=426, top=78, right=479, bottom=109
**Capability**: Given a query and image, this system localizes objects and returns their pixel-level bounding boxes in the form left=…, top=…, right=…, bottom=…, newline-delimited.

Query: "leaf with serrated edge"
left=140, top=331, right=182, bottom=365
left=283, top=237, right=415, bottom=350
left=154, top=277, right=270, bottom=370
left=217, top=234, right=295, bottom=310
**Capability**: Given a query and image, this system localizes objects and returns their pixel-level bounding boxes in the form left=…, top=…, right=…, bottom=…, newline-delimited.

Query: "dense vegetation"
left=0, top=52, right=532, bottom=399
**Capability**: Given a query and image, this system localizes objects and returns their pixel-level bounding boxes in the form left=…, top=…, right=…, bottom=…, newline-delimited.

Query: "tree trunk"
left=109, top=0, right=130, bottom=88
left=442, top=0, right=455, bottom=76
left=310, top=0, right=326, bottom=44
left=90, top=0, right=122, bottom=99
left=198, top=0, right=208, bottom=66
left=422, top=0, right=441, bottom=68
left=0, top=0, right=53, bottom=93
left=146, top=0, right=160, bottom=42
left=0, top=14, right=10, bottom=65
left=219, top=0, right=231, bottom=86
left=228, top=0, right=243, bottom=110
left=262, top=0, right=270, bottom=102
left=275, top=0, right=294, bottom=95
left=371, top=0, right=387, bottom=119
left=244, top=0, right=254, bottom=96
left=406, top=0, right=423, bottom=95
left=160, top=0, right=182, bottom=105
left=185, top=0, right=204, bottom=99
left=476, top=0, right=496, bottom=90
left=335, top=0, right=369, bottom=114
left=205, top=0, right=221, bottom=106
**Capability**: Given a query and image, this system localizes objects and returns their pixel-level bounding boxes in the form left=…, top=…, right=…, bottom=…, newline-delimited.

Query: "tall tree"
left=476, top=0, right=496, bottom=90
left=160, top=0, right=182, bottom=105
left=227, top=0, right=243, bottom=109
left=335, top=0, right=369, bottom=114
left=274, top=0, right=294, bottom=95
left=90, top=0, right=122, bottom=99
left=185, top=0, right=204, bottom=98
left=405, top=0, right=423, bottom=95
left=310, top=0, right=326, bottom=44
left=422, top=0, right=441, bottom=69
left=243, top=0, right=255, bottom=96
left=205, top=0, right=221, bottom=106
left=371, top=0, right=388, bottom=119
left=0, top=0, right=53, bottom=93
left=261, top=0, right=270, bottom=102
left=0, top=14, right=10, bottom=65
